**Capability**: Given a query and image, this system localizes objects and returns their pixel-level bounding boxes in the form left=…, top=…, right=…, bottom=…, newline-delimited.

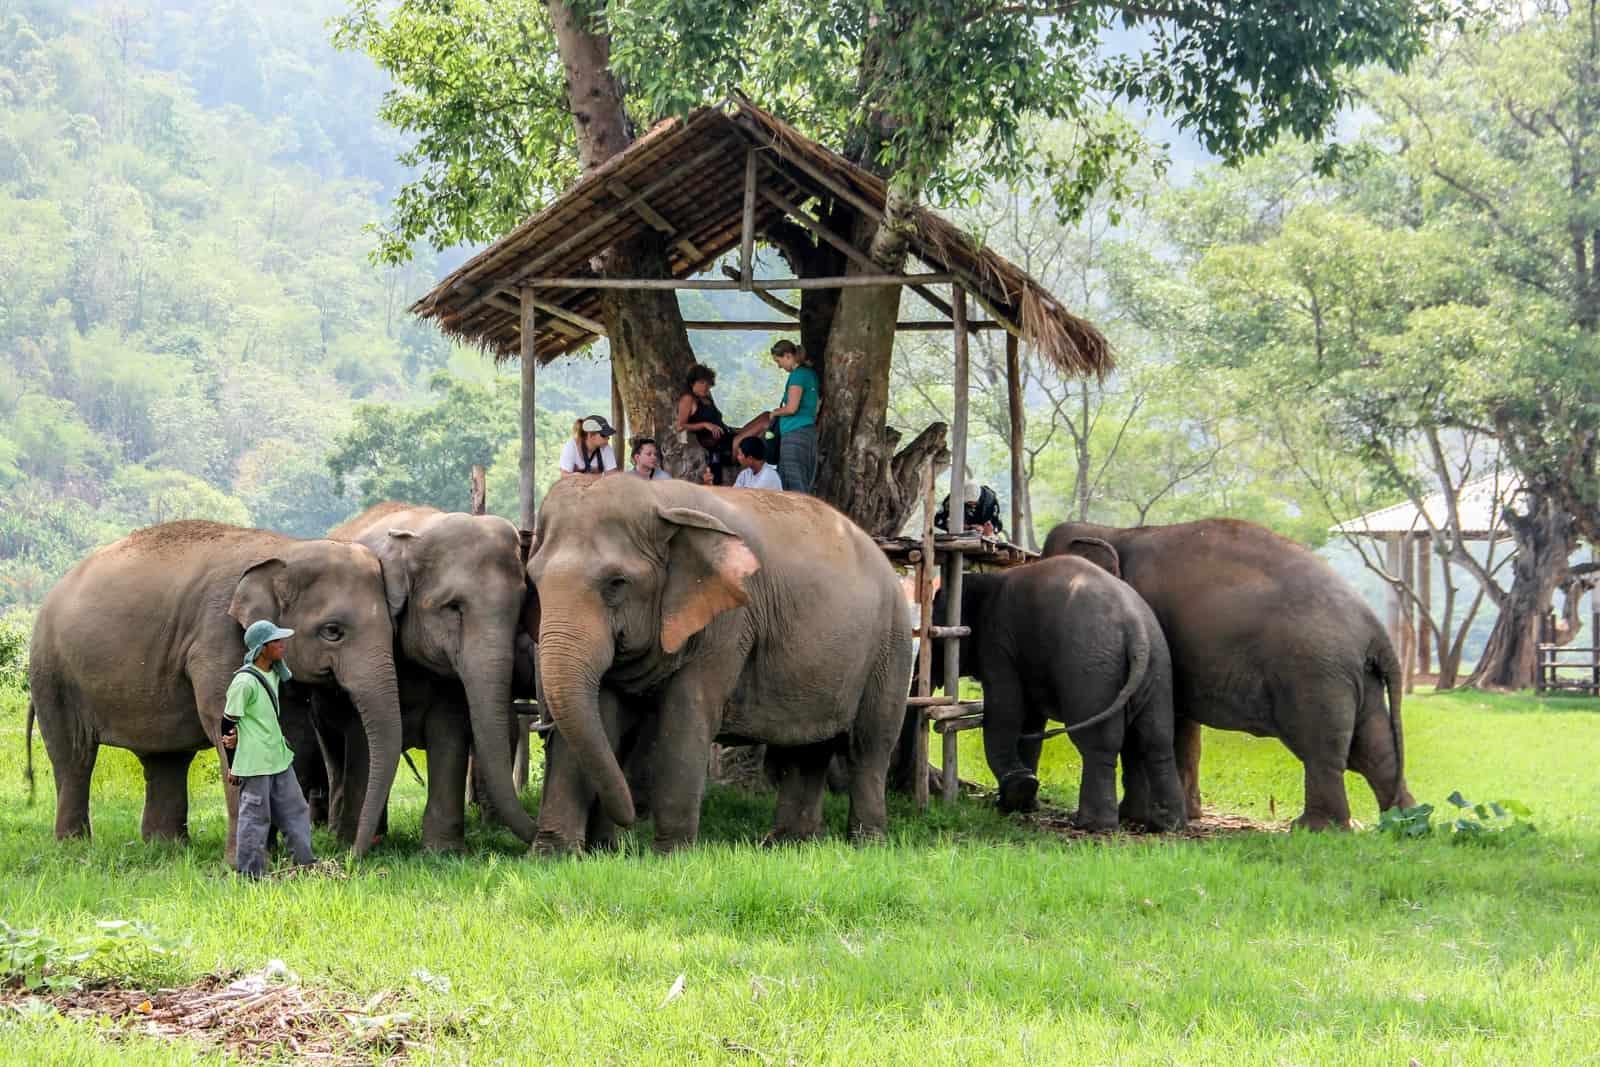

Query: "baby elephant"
left=933, top=555, right=1186, bottom=831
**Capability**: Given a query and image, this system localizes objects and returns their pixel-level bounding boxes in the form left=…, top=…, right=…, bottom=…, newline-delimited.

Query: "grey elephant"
left=931, top=556, right=1186, bottom=831
left=527, top=475, right=912, bottom=854
left=26, top=521, right=403, bottom=862
left=304, top=505, right=540, bottom=852
left=1043, top=518, right=1414, bottom=829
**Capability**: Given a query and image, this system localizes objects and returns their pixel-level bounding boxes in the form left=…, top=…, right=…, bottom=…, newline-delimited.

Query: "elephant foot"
left=761, top=828, right=822, bottom=848
left=996, top=772, right=1039, bottom=815
left=1292, top=810, right=1351, bottom=832
left=531, top=830, right=583, bottom=858
left=422, top=837, right=467, bottom=855
left=1069, top=809, right=1119, bottom=833
left=847, top=825, right=887, bottom=847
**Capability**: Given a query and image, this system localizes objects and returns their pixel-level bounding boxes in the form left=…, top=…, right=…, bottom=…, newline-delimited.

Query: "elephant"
left=25, top=521, right=403, bottom=862
left=526, top=474, right=913, bottom=854
left=304, top=505, right=540, bottom=852
left=930, top=556, right=1186, bottom=831
left=1043, top=518, right=1415, bottom=829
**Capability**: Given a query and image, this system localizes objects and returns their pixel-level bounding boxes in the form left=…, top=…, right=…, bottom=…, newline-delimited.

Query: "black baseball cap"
left=580, top=415, right=616, bottom=437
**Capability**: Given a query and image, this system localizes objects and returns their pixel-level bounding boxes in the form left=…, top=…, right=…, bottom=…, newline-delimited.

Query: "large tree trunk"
left=1466, top=492, right=1577, bottom=690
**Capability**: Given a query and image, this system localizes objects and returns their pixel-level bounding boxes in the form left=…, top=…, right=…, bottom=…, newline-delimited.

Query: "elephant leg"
left=1128, top=698, right=1185, bottom=832
left=1296, top=758, right=1353, bottom=830
left=534, top=686, right=627, bottom=856
left=766, top=742, right=833, bottom=844
left=1348, top=671, right=1414, bottom=813
left=1175, top=716, right=1203, bottom=820
left=843, top=650, right=908, bottom=844
left=137, top=750, right=194, bottom=842
left=649, top=689, right=719, bottom=855
left=1281, top=683, right=1356, bottom=830
left=187, top=659, right=245, bottom=865
left=1071, top=738, right=1121, bottom=832
left=34, top=682, right=97, bottom=841
left=978, top=667, right=1038, bottom=815
left=1118, top=742, right=1152, bottom=827
left=421, top=709, right=469, bottom=853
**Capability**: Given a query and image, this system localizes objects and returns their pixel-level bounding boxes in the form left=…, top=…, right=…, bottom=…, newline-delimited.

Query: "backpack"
left=934, top=485, right=1004, bottom=535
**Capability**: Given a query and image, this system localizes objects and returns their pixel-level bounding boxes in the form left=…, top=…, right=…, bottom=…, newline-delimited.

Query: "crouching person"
left=223, top=620, right=315, bottom=878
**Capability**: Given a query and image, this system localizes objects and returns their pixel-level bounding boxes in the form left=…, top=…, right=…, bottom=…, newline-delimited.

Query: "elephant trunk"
left=458, top=638, right=539, bottom=843
left=344, top=659, right=403, bottom=858
left=536, top=627, right=634, bottom=828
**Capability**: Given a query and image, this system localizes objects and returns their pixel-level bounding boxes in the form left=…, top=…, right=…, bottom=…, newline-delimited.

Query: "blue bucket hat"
left=243, top=619, right=294, bottom=667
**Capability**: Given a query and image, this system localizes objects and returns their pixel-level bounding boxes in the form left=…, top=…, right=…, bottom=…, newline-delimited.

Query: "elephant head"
left=374, top=513, right=538, bottom=843
left=525, top=478, right=760, bottom=827
left=1043, top=529, right=1121, bottom=579
left=229, top=540, right=402, bottom=857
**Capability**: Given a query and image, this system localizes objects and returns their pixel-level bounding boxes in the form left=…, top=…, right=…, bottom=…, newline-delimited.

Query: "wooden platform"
left=875, top=533, right=1037, bottom=568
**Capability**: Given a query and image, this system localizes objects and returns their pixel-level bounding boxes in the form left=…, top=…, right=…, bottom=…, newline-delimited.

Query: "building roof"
left=410, top=96, right=1111, bottom=379
left=1331, top=473, right=1520, bottom=540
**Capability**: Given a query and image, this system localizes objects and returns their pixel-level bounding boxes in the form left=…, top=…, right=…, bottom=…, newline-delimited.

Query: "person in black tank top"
left=675, top=364, right=734, bottom=483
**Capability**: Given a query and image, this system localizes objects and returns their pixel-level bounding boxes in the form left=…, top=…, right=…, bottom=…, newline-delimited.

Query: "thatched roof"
left=411, top=96, right=1112, bottom=379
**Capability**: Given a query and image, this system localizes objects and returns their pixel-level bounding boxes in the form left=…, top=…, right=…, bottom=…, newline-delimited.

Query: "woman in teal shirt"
left=738, top=339, right=820, bottom=493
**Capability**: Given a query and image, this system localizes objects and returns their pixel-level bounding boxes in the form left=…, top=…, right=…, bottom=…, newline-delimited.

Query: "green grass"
left=3, top=682, right=1600, bottom=1064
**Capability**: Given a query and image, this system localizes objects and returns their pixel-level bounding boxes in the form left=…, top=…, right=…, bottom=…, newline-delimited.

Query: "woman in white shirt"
left=558, top=415, right=619, bottom=477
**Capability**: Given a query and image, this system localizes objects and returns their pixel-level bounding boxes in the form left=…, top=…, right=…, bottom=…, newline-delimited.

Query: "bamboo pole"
left=941, top=287, right=970, bottom=804
left=914, top=462, right=936, bottom=809
left=1401, top=533, right=1416, bottom=693
left=1006, top=332, right=1024, bottom=542
left=514, top=293, right=537, bottom=792
left=739, top=148, right=757, bottom=289
left=678, top=319, right=1004, bottom=331
left=1416, top=533, right=1432, bottom=676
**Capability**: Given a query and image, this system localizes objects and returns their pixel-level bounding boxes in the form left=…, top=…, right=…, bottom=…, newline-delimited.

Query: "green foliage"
left=0, top=608, right=28, bottom=694
left=1379, top=793, right=1536, bottom=844
left=337, top=0, right=1449, bottom=262
left=1, top=919, right=187, bottom=993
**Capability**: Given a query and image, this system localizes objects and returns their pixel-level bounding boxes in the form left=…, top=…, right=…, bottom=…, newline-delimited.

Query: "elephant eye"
left=602, top=574, right=628, bottom=601
left=319, top=622, right=344, bottom=642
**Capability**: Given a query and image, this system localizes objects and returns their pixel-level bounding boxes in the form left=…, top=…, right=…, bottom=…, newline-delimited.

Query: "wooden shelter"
left=411, top=95, right=1113, bottom=802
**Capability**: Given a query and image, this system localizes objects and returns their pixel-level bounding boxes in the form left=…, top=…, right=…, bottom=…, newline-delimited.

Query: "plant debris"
left=1023, top=805, right=1286, bottom=841
left=1, top=967, right=467, bottom=1064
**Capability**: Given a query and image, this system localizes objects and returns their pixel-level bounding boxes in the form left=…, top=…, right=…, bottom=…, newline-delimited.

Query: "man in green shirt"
left=222, top=619, right=315, bottom=878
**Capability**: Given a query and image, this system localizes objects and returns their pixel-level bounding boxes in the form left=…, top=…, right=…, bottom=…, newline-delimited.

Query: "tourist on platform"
left=735, top=339, right=820, bottom=493
left=628, top=437, right=672, bottom=480
left=733, top=436, right=783, bottom=490
left=559, top=415, right=619, bottom=476
left=675, top=365, right=735, bottom=485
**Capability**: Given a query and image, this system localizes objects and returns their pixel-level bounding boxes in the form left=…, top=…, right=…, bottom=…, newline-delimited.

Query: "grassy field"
left=3, top=683, right=1600, bottom=1065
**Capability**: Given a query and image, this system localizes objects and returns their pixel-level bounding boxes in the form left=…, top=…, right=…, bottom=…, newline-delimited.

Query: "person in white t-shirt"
left=558, top=415, right=620, bottom=477
left=733, top=436, right=783, bottom=490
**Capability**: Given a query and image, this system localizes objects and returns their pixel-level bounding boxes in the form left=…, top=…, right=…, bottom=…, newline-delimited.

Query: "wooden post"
left=469, top=465, right=486, bottom=516
left=1415, top=534, right=1432, bottom=676
left=1401, top=533, right=1416, bottom=693
left=1384, top=533, right=1402, bottom=656
left=949, top=286, right=969, bottom=530
left=1005, top=332, right=1023, bottom=543
left=518, top=291, right=538, bottom=532
left=610, top=361, right=626, bottom=445
left=914, top=464, right=936, bottom=809
left=739, top=148, right=757, bottom=290
left=941, top=285, right=970, bottom=803
left=514, top=291, right=537, bottom=791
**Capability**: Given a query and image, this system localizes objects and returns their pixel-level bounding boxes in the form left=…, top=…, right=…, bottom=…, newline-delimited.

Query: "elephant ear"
left=229, top=559, right=290, bottom=630
left=1060, top=536, right=1121, bottom=580
left=374, top=529, right=418, bottom=619
left=657, top=506, right=760, bottom=654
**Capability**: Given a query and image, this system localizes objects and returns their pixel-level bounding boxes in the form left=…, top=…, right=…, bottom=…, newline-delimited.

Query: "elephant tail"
left=24, top=698, right=36, bottom=805
left=1370, top=633, right=1406, bottom=798
left=1024, top=615, right=1151, bottom=742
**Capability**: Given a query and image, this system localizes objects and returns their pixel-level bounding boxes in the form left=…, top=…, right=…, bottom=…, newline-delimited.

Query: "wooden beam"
left=941, top=285, right=970, bottom=806
left=914, top=462, right=936, bottom=810
left=1006, top=331, right=1024, bottom=542
left=452, top=139, right=739, bottom=322
left=721, top=265, right=800, bottom=316
left=607, top=177, right=701, bottom=260
left=757, top=182, right=964, bottom=326
left=680, top=319, right=1002, bottom=331
left=523, top=273, right=955, bottom=291
left=739, top=147, right=757, bottom=290
left=1416, top=534, right=1432, bottom=677
left=521, top=294, right=607, bottom=336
